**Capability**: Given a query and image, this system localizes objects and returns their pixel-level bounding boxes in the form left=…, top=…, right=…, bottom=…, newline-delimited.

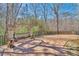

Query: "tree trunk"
left=56, top=13, right=59, bottom=34
left=5, top=3, right=14, bottom=44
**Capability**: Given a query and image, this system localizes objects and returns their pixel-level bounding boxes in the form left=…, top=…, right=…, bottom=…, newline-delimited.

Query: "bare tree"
left=50, top=4, right=62, bottom=34
left=42, top=4, right=47, bottom=23
left=62, top=12, right=70, bottom=31
left=41, top=3, right=48, bottom=34
left=53, top=4, right=60, bottom=34
left=13, top=3, right=22, bottom=38
left=28, top=3, right=38, bottom=38
left=5, top=3, right=14, bottom=43
left=31, top=3, right=37, bottom=19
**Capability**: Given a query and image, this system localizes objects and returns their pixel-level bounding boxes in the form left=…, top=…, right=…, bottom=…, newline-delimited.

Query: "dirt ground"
left=41, top=34, right=79, bottom=46
left=1, top=34, right=79, bottom=56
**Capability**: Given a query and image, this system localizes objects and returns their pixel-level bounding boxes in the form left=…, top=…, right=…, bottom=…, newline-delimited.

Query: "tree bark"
left=5, top=3, right=14, bottom=42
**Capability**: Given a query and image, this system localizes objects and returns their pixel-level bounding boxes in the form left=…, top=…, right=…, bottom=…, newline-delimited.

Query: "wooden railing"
left=0, top=32, right=31, bottom=46
left=15, top=32, right=30, bottom=39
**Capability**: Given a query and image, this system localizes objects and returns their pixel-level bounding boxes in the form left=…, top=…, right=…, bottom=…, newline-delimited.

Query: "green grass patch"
left=16, top=26, right=28, bottom=34
left=31, top=26, right=39, bottom=33
left=0, top=38, right=6, bottom=45
left=0, top=26, right=5, bottom=35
